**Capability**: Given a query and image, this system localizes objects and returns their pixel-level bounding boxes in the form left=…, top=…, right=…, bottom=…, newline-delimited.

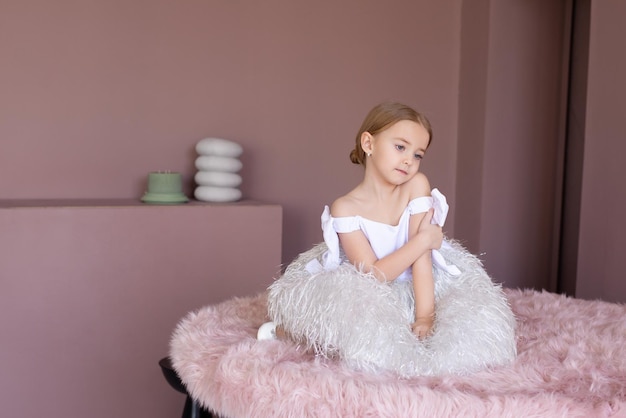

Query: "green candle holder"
left=141, top=171, right=189, bottom=204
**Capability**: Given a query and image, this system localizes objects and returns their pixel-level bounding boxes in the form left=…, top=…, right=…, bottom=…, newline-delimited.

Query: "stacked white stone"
left=194, top=138, right=243, bottom=202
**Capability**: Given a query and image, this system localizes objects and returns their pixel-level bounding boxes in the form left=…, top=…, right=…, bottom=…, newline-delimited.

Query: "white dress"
left=267, top=189, right=516, bottom=377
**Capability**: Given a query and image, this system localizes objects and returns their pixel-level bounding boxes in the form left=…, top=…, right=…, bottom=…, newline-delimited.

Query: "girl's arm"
left=337, top=209, right=442, bottom=282
left=409, top=211, right=435, bottom=339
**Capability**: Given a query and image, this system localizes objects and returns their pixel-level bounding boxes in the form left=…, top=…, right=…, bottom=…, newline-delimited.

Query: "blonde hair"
left=349, top=102, right=433, bottom=166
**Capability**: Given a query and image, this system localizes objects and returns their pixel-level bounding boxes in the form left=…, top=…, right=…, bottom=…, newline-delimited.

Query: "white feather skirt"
left=267, top=240, right=517, bottom=378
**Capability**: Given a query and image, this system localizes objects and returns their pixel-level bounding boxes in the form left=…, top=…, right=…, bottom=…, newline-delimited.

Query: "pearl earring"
left=367, top=153, right=372, bottom=157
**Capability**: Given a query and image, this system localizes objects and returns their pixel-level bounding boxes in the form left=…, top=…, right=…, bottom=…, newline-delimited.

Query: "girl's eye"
left=395, top=144, right=405, bottom=151
left=414, top=154, right=423, bottom=160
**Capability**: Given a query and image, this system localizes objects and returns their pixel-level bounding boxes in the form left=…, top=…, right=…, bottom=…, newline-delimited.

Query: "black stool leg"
left=159, top=356, right=218, bottom=418
left=190, top=396, right=200, bottom=418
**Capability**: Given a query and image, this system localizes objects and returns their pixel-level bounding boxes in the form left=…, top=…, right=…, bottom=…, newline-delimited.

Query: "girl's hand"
left=417, top=208, right=443, bottom=249
left=412, top=316, right=434, bottom=339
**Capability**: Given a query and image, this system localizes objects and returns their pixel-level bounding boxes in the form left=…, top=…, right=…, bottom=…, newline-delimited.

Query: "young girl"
left=261, top=102, right=517, bottom=377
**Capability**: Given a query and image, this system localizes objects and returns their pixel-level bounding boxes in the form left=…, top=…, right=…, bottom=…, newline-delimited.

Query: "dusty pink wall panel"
left=0, top=200, right=282, bottom=418
left=575, top=1, right=626, bottom=303
left=0, top=1, right=461, bottom=266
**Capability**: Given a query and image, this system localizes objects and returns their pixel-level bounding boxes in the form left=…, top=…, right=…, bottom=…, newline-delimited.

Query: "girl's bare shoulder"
left=330, top=192, right=363, bottom=218
left=405, top=172, right=432, bottom=199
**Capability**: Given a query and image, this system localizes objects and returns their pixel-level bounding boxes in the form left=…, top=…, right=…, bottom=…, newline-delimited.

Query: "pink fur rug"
left=170, top=289, right=626, bottom=417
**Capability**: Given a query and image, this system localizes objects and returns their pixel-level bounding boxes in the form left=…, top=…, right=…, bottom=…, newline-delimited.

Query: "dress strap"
left=407, top=196, right=433, bottom=216
left=409, top=188, right=460, bottom=276
left=430, top=188, right=450, bottom=227
left=407, top=188, right=449, bottom=227
left=332, top=216, right=360, bottom=233
left=305, top=206, right=342, bottom=273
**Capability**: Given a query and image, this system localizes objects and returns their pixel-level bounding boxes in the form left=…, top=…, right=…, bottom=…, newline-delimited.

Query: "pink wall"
left=0, top=0, right=461, bottom=266
left=466, top=1, right=569, bottom=290
left=456, top=0, right=569, bottom=290
left=575, top=1, right=626, bottom=303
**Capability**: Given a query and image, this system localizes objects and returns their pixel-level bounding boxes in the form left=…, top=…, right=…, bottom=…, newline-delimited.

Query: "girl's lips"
left=396, top=168, right=408, bottom=175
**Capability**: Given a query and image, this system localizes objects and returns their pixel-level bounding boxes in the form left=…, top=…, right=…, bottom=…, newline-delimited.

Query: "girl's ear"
left=361, top=132, right=373, bottom=154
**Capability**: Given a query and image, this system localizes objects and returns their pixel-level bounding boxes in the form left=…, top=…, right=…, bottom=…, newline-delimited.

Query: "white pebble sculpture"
left=194, top=138, right=243, bottom=202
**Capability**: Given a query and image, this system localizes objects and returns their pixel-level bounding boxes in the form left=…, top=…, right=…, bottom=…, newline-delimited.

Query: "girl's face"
left=364, top=120, right=430, bottom=185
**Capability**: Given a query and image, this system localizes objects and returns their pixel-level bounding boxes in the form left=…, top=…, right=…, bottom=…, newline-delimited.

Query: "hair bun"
left=349, top=149, right=361, bottom=165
